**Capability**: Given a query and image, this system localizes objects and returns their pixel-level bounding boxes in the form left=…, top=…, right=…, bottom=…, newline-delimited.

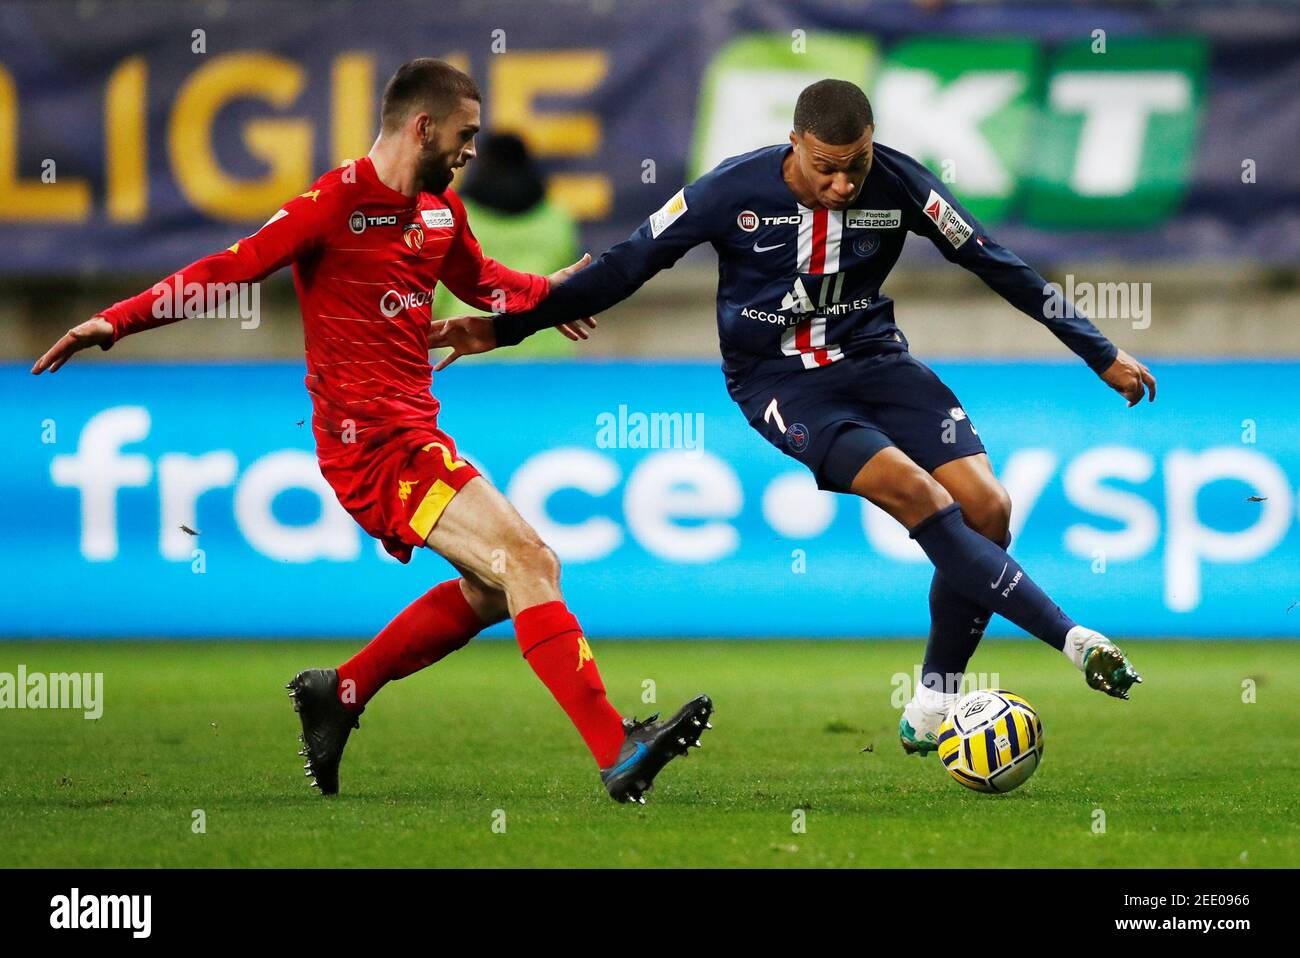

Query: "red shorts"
left=318, top=426, right=481, bottom=563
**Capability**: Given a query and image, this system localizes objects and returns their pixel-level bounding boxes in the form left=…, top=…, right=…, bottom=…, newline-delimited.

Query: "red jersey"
left=99, top=157, right=550, bottom=561
left=101, top=156, right=550, bottom=462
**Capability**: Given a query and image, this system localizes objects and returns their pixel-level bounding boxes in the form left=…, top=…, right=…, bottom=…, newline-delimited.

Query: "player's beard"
left=415, top=142, right=456, bottom=195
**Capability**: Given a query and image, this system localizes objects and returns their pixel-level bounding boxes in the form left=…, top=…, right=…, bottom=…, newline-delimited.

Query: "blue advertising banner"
left=2, top=359, right=1297, bottom=638
left=1, top=1, right=1299, bottom=272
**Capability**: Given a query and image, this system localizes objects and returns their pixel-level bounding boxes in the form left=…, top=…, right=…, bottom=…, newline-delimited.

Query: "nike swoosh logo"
left=605, top=741, right=648, bottom=776
left=990, top=562, right=1008, bottom=589
left=753, top=242, right=786, bottom=253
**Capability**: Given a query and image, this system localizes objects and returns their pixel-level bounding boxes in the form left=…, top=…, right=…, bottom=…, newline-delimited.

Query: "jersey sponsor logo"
left=740, top=307, right=796, bottom=326
left=846, top=209, right=902, bottom=230
left=420, top=208, right=455, bottom=229
left=737, top=210, right=759, bottom=232
left=762, top=214, right=800, bottom=225
left=649, top=189, right=688, bottom=238
left=922, top=189, right=973, bottom=248
left=753, top=241, right=785, bottom=253
left=349, top=211, right=399, bottom=234
left=403, top=222, right=425, bottom=253
left=379, top=287, right=435, bottom=318
left=779, top=277, right=816, bottom=315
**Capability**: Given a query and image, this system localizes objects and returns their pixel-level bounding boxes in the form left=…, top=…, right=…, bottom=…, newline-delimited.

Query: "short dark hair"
left=380, top=58, right=480, bottom=132
left=793, top=79, right=874, bottom=145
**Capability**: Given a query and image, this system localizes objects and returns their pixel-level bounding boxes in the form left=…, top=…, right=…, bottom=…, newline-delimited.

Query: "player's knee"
left=889, top=469, right=951, bottom=521
left=964, top=486, right=1012, bottom=542
left=500, top=533, right=562, bottom=591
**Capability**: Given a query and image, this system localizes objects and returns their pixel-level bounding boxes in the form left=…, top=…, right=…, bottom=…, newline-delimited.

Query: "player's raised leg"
left=422, top=475, right=713, bottom=804
left=847, top=448, right=1142, bottom=750
left=899, top=454, right=1008, bottom=754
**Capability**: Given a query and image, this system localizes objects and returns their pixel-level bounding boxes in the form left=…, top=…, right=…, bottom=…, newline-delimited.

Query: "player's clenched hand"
left=545, top=252, right=592, bottom=289
left=31, top=316, right=114, bottom=375
left=429, top=314, right=497, bottom=371
left=1099, top=348, right=1156, bottom=406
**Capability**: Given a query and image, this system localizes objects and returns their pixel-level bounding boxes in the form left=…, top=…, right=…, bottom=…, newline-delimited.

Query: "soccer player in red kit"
left=31, top=59, right=712, bottom=804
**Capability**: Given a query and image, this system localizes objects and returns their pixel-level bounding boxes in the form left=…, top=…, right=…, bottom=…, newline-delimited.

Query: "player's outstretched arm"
left=31, top=316, right=114, bottom=375
left=481, top=183, right=719, bottom=355
left=428, top=253, right=597, bottom=369
left=31, top=188, right=330, bottom=376
left=892, top=147, right=1154, bottom=404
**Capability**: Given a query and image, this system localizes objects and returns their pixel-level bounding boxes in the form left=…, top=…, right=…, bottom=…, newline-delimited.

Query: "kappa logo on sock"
left=576, top=636, right=595, bottom=671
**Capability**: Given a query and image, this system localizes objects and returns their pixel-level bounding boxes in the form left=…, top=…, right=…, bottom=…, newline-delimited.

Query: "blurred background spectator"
left=434, top=132, right=581, bottom=358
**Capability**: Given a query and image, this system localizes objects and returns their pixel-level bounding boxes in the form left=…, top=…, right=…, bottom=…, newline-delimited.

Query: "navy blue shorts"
left=731, top=350, right=985, bottom=492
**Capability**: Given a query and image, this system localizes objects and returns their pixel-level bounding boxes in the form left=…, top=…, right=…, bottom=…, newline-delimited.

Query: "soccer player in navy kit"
left=431, top=79, right=1152, bottom=755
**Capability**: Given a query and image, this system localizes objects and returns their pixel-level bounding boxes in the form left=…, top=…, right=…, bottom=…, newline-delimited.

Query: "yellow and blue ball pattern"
left=937, top=689, right=1044, bottom=794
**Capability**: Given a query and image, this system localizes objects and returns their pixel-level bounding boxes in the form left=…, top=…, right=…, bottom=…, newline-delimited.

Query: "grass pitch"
left=0, top=639, right=1296, bottom=868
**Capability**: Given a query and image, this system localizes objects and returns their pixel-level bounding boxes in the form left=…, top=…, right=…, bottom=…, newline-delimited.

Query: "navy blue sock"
left=910, top=504, right=1075, bottom=650
left=920, top=533, right=1006, bottom=694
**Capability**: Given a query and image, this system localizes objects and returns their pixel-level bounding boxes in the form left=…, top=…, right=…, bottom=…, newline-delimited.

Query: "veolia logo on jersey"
left=737, top=210, right=759, bottom=232
left=379, top=287, right=435, bottom=318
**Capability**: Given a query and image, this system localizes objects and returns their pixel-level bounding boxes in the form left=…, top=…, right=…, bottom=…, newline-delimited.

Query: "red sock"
left=514, top=601, right=625, bottom=767
left=336, top=579, right=485, bottom=711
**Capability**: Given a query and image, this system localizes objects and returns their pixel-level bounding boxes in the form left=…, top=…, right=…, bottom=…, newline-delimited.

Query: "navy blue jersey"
left=494, top=143, right=1117, bottom=385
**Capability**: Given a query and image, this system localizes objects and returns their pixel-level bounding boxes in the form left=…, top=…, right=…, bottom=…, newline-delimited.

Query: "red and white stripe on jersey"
left=781, top=314, right=844, bottom=369
left=796, top=205, right=843, bottom=274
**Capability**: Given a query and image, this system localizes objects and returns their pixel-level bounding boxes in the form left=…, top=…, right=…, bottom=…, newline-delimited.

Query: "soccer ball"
left=937, top=689, right=1044, bottom=794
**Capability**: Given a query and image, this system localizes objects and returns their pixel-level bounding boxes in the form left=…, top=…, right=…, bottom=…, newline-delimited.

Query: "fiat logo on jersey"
left=403, top=222, right=425, bottom=253
left=379, top=287, right=435, bottom=318
left=737, top=210, right=759, bottom=232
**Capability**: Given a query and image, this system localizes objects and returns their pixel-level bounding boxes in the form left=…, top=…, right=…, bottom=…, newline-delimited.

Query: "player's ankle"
left=1065, top=625, right=1106, bottom=670
left=912, top=680, right=960, bottom=713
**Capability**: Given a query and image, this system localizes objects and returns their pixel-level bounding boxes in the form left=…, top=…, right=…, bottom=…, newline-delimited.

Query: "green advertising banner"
left=690, top=32, right=1207, bottom=231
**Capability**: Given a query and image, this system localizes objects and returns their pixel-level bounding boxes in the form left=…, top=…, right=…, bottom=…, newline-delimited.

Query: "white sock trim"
left=914, top=682, right=960, bottom=713
left=1065, top=625, right=1106, bottom=670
